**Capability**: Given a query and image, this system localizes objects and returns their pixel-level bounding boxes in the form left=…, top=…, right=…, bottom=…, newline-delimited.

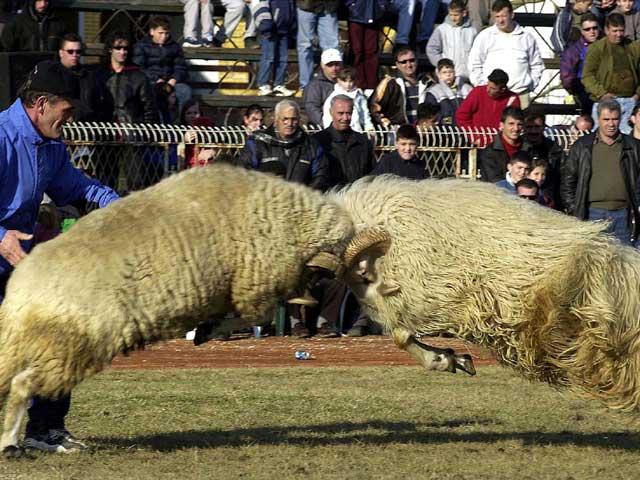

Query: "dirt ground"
left=110, top=334, right=497, bottom=370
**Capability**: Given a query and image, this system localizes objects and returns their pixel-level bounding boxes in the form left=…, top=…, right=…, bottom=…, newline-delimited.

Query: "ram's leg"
left=1, top=368, right=36, bottom=458
left=391, top=329, right=476, bottom=376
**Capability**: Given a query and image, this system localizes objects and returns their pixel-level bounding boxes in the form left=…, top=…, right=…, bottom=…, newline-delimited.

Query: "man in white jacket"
left=467, top=0, right=544, bottom=108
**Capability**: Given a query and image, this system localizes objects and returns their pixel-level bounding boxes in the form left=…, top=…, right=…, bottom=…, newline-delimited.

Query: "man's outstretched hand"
left=0, top=230, right=33, bottom=266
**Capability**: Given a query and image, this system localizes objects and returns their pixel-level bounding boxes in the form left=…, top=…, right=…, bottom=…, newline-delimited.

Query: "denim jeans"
left=387, top=0, right=415, bottom=45
left=592, top=96, right=636, bottom=135
left=258, top=33, right=289, bottom=87
left=296, top=8, right=339, bottom=89
left=588, top=207, right=633, bottom=246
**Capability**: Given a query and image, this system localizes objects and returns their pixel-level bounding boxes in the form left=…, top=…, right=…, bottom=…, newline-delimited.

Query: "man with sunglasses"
left=560, top=13, right=600, bottom=115
left=35, top=33, right=108, bottom=122
left=369, top=46, right=432, bottom=127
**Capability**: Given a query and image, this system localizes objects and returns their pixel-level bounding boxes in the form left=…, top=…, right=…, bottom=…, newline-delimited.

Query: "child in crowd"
left=180, top=0, right=214, bottom=47
left=613, top=0, right=640, bottom=40
left=133, top=15, right=191, bottom=109
left=371, top=124, right=426, bottom=179
left=423, top=58, right=472, bottom=126
left=416, top=103, right=441, bottom=130
left=495, top=151, right=532, bottom=193
left=426, top=0, right=478, bottom=82
left=179, top=99, right=216, bottom=167
left=551, top=0, right=594, bottom=53
left=527, top=158, right=556, bottom=208
left=322, top=66, right=374, bottom=132
left=255, top=0, right=295, bottom=97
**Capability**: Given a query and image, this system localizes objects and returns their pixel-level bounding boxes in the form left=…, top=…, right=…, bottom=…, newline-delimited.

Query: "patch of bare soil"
left=110, top=334, right=497, bottom=370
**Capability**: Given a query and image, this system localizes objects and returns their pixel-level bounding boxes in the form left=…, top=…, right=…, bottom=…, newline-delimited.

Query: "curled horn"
left=287, top=252, right=345, bottom=306
left=305, top=251, right=345, bottom=278
left=344, top=227, right=392, bottom=268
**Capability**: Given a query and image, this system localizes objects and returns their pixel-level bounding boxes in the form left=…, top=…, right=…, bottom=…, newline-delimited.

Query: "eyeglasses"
left=582, top=26, right=598, bottom=32
left=64, top=49, right=83, bottom=55
left=112, top=46, right=129, bottom=51
left=397, top=58, right=416, bottom=65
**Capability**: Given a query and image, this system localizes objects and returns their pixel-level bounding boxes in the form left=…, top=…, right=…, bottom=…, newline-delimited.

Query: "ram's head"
left=289, top=227, right=399, bottom=306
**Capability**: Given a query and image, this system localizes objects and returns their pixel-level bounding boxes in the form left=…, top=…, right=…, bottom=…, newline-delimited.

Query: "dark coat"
left=296, top=0, right=338, bottom=14
left=560, top=132, right=640, bottom=242
left=371, top=151, right=426, bottom=180
left=313, top=126, right=374, bottom=189
left=132, top=37, right=188, bottom=83
left=238, top=126, right=329, bottom=190
left=255, top=0, right=296, bottom=37
left=303, top=71, right=335, bottom=127
left=0, top=0, right=66, bottom=51
left=478, top=134, right=514, bottom=183
left=346, top=0, right=384, bottom=24
left=94, top=64, right=159, bottom=124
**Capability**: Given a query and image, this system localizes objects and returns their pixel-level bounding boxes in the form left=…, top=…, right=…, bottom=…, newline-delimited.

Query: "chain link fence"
left=63, top=123, right=582, bottom=195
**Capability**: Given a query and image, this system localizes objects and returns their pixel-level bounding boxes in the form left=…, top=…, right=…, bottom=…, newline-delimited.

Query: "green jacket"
left=582, top=37, right=640, bottom=101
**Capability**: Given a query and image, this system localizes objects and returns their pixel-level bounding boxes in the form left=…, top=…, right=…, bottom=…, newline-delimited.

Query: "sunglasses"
left=112, top=46, right=129, bottom=51
left=518, top=194, right=538, bottom=201
left=397, top=58, right=416, bottom=65
left=64, top=49, right=83, bottom=55
left=582, top=26, right=598, bottom=32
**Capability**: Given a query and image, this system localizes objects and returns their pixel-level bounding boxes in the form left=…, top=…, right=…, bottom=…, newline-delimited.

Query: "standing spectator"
left=254, top=0, right=296, bottom=97
left=372, top=124, right=426, bottom=178
left=515, top=178, right=541, bottom=201
left=468, top=0, right=544, bottom=108
left=467, top=0, right=492, bottom=32
left=560, top=99, right=640, bottom=245
left=582, top=12, right=640, bottom=134
left=212, top=0, right=257, bottom=47
left=560, top=13, right=600, bottom=115
left=180, top=0, right=214, bottom=47
left=303, top=48, right=343, bottom=126
left=478, top=106, right=524, bottom=182
left=370, top=46, right=432, bottom=127
left=495, top=150, right=532, bottom=192
left=0, top=0, right=66, bottom=52
left=455, top=68, right=520, bottom=130
left=322, top=66, right=374, bottom=132
left=424, top=58, right=472, bottom=126
left=133, top=15, right=191, bottom=110
left=426, top=0, right=478, bottom=82
left=613, top=0, right=640, bottom=40
left=550, top=0, right=595, bottom=54
left=34, top=34, right=106, bottom=123
left=94, top=31, right=158, bottom=190
left=346, top=0, right=382, bottom=90
left=96, top=31, right=158, bottom=125
left=0, top=62, right=119, bottom=454
left=296, top=0, right=339, bottom=90
left=312, top=94, right=375, bottom=337
left=416, top=0, right=447, bottom=50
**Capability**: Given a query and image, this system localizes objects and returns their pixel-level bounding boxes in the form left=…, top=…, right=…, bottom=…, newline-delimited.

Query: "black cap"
left=22, top=61, right=80, bottom=103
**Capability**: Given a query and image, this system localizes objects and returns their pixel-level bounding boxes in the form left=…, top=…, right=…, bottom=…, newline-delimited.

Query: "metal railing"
left=63, top=123, right=583, bottom=195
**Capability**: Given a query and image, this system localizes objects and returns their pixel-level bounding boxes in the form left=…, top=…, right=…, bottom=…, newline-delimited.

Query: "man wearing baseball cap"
left=303, top=48, right=343, bottom=126
left=0, top=62, right=120, bottom=454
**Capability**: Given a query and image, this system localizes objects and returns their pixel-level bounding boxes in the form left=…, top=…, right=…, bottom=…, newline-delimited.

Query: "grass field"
left=1, top=365, right=639, bottom=480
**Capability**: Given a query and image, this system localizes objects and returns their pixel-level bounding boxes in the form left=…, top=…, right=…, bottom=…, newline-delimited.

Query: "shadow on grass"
left=95, top=419, right=640, bottom=452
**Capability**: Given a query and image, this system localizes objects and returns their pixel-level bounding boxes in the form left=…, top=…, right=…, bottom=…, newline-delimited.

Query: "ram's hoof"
left=2, top=445, right=24, bottom=459
left=455, top=354, right=476, bottom=376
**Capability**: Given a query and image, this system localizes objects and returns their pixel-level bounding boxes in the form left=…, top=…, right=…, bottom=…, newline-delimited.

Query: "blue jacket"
left=0, top=99, right=120, bottom=277
left=254, top=0, right=296, bottom=36
left=132, top=37, right=188, bottom=83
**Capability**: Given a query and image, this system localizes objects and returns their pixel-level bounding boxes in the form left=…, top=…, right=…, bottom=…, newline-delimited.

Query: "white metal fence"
left=63, top=123, right=582, bottom=195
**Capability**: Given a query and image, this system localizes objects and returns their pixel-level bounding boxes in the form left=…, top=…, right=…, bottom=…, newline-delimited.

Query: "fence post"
left=468, top=148, right=478, bottom=181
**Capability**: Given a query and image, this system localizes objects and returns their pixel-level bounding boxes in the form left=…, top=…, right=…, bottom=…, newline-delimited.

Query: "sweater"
left=455, top=85, right=520, bottom=130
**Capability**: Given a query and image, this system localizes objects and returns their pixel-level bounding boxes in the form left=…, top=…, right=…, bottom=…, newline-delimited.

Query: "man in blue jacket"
left=0, top=61, right=120, bottom=454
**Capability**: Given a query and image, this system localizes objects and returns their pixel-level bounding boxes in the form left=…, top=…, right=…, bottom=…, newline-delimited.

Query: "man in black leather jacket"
left=560, top=98, right=640, bottom=245
left=0, top=0, right=66, bottom=52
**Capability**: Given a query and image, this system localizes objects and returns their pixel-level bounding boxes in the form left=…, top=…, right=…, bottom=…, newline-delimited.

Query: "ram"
left=330, top=175, right=640, bottom=412
left=0, top=164, right=359, bottom=456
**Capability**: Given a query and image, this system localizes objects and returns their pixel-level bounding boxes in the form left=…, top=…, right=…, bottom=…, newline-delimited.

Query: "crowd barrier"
left=62, top=123, right=583, bottom=195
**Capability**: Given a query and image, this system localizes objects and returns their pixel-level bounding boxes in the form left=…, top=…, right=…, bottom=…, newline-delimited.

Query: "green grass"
left=1, top=366, right=640, bottom=480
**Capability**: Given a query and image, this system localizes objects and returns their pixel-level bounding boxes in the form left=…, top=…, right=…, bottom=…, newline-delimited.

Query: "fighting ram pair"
left=1, top=163, right=639, bottom=456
